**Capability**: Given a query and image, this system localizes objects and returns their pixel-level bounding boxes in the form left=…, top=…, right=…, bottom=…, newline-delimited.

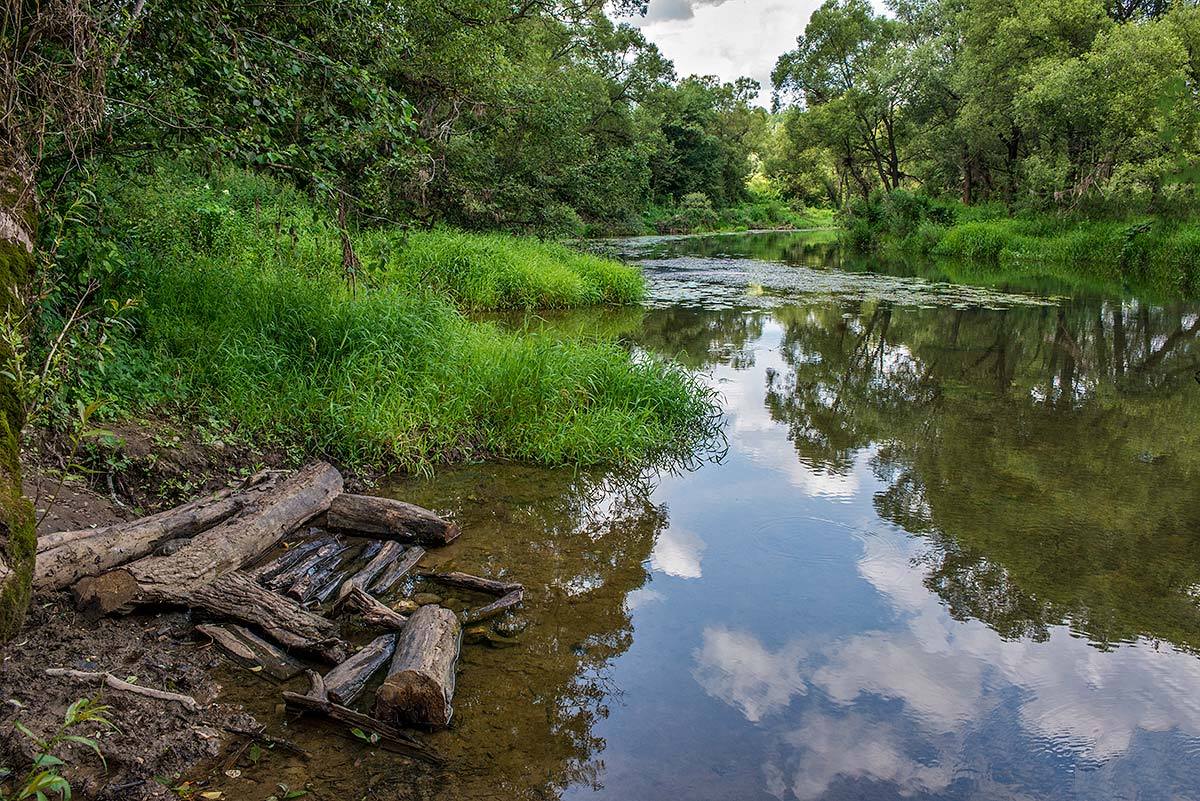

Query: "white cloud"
left=649, top=524, right=706, bottom=578
left=692, top=626, right=808, bottom=721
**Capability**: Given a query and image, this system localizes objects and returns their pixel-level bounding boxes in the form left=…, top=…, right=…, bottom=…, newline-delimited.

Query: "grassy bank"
left=53, top=166, right=718, bottom=473
left=845, top=192, right=1200, bottom=297
left=641, top=193, right=834, bottom=235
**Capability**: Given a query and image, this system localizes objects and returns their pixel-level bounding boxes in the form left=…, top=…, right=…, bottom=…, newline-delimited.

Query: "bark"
left=337, top=540, right=403, bottom=600
left=36, top=472, right=283, bottom=591
left=197, top=623, right=305, bottom=680
left=373, top=605, right=461, bottom=728
left=73, top=462, right=343, bottom=614
left=287, top=542, right=354, bottom=604
left=334, top=584, right=408, bottom=630
left=0, top=166, right=37, bottom=640
left=263, top=536, right=340, bottom=590
left=247, top=534, right=330, bottom=582
left=324, top=633, right=397, bottom=705
left=283, top=670, right=441, bottom=763
left=326, top=494, right=459, bottom=546
left=370, top=546, right=425, bottom=595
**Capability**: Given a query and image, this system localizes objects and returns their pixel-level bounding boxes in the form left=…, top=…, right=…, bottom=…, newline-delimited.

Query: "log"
left=334, top=585, right=408, bottom=630
left=248, top=535, right=331, bottom=583
left=337, top=541, right=403, bottom=600
left=369, top=546, right=425, bottom=595
left=326, top=494, right=459, bottom=546
left=418, top=570, right=522, bottom=595
left=35, top=472, right=283, bottom=590
left=197, top=623, right=305, bottom=680
left=283, top=671, right=440, bottom=764
left=323, top=633, right=397, bottom=705
left=73, top=462, right=343, bottom=615
left=462, top=588, right=524, bottom=624
left=266, top=537, right=342, bottom=591
left=373, top=605, right=460, bottom=728
left=287, top=543, right=355, bottom=604
left=313, top=567, right=352, bottom=604
left=46, top=668, right=200, bottom=712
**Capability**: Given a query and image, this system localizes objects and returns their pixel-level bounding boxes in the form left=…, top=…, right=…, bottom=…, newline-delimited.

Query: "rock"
left=392, top=599, right=419, bottom=614
left=493, top=616, right=528, bottom=637
left=411, top=593, right=441, bottom=606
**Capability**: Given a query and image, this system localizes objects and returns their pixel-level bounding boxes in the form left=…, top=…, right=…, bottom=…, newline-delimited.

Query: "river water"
left=215, top=231, right=1200, bottom=801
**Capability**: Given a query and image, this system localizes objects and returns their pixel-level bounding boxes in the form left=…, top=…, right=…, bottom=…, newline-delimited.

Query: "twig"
left=45, top=668, right=200, bottom=712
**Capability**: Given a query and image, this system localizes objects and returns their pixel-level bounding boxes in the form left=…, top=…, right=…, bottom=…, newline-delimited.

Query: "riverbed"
left=215, top=230, right=1200, bottom=800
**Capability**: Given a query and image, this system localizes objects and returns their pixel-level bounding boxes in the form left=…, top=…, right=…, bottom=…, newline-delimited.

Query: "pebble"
left=412, top=593, right=442, bottom=606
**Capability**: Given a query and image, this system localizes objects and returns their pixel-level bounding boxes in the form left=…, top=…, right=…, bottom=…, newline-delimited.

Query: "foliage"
left=1, top=697, right=114, bottom=801
left=66, top=166, right=720, bottom=473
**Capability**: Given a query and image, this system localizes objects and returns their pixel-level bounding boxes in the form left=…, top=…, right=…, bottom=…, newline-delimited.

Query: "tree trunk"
left=373, top=605, right=460, bottom=728
left=326, top=494, right=459, bottom=546
left=0, top=165, right=37, bottom=640
left=324, top=633, right=397, bottom=705
left=36, top=472, right=283, bottom=591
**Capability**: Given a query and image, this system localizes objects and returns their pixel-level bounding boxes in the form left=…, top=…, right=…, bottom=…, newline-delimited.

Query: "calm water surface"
left=215, top=231, right=1200, bottom=801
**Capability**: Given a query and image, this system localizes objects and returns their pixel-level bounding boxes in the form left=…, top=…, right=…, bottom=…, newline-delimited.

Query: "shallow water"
left=209, top=232, right=1200, bottom=801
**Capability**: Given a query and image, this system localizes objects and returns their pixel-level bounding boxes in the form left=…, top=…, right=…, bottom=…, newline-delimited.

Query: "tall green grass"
left=70, top=166, right=719, bottom=472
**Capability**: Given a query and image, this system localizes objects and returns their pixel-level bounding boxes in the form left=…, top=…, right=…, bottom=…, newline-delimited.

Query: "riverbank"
left=844, top=192, right=1200, bottom=297
left=39, top=165, right=719, bottom=477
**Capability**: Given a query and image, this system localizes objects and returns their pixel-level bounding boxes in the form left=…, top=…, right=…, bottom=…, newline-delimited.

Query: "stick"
left=369, top=547, right=425, bottom=595
left=418, top=571, right=522, bottom=595
left=462, top=588, right=524, bottom=624
left=333, top=585, right=408, bottom=630
left=326, top=495, right=459, bottom=546
left=45, top=668, right=200, bottom=712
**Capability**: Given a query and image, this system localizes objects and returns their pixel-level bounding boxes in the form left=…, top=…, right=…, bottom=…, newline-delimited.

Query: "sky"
left=614, top=0, right=827, bottom=108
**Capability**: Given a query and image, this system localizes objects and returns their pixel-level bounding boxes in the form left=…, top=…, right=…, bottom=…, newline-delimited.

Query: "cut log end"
left=375, top=671, right=451, bottom=728
left=373, top=605, right=460, bottom=728
left=73, top=570, right=140, bottom=616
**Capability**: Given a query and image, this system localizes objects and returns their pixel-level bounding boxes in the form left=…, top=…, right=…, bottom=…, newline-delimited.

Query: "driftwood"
left=287, top=543, right=355, bottom=604
left=74, top=462, right=342, bottom=620
left=266, top=537, right=342, bottom=591
left=334, top=585, right=408, bottom=630
left=418, top=570, right=522, bottom=595
left=197, top=623, right=304, bottom=680
left=324, top=633, right=397, bottom=705
left=222, top=725, right=311, bottom=760
left=35, top=472, right=283, bottom=591
left=374, top=605, right=461, bottom=728
left=45, top=668, right=200, bottom=712
left=248, top=535, right=330, bottom=583
left=313, top=567, right=352, bottom=604
left=370, top=546, right=425, bottom=595
left=337, top=541, right=403, bottom=600
left=462, top=588, right=524, bottom=624
left=327, top=494, right=459, bottom=546
left=282, top=671, right=440, bottom=764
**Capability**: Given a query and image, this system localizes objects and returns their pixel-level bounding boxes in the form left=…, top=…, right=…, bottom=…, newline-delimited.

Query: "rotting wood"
left=35, top=472, right=284, bottom=590
left=373, top=605, right=461, bottom=728
left=287, top=543, right=356, bottom=604
left=197, top=623, right=304, bottom=680
left=326, top=494, right=459, bottom=546
left=45, top=668, right=200, bottom=712
left=369, top=546, right=425, bottom=595
left=266, top=537, right=342, bottom=591
left=73, top=462, right=343, bottom=617
left=282, top=670, right=441, bottom=764
left=462, top=588, right=524, bottom=624
left=337, top=541, right=403, bottom=600
left=418, top=570, right=522, bottom=595
left=333, top=585, right=408, bottom=630
left=323, top=633, right=397, bottom=705
left=248, top=535, right=330, bottom=583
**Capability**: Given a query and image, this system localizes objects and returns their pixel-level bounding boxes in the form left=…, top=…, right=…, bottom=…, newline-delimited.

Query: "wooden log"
left=198, top=623, right=305, bottom=680
left=35, top=472, right=283, bottom=591
left=248, top=535, right=330, bottom=583
left=266, top=537, right=342, bottom=591
left=197, top=623, right=256, bottom=661
left=282, top=671, right=441, bottom=764
left=334, top=585, right=408, bottom=630
left=313, top=567, right=352, bottom=604
left=46, top=668, right=200, bottom=712
left=326, top=494, right=459, bottom=546
left=337, top=541, right=403, bottom=600
left=287, top=543, right=355, bottom=604
left=462, top=588, right=524, bottom=624
left=418, top=570, right=522, bottom=595
left=323, top=633, right=397, bottom=705
left=373, top=605, right=460, bottom=728
left=74, top=462, right=343, bottom=615
left=369, top=546, right=424, bottom=595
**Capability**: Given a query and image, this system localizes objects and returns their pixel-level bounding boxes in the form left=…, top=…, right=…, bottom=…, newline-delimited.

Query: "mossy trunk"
left=0, top=166, right=37, bottom=640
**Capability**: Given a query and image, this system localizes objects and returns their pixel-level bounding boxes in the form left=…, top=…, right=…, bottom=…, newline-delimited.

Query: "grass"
left=844, top=191, right=1200, bottom=297
left=62, top=165, right=720, bottom=473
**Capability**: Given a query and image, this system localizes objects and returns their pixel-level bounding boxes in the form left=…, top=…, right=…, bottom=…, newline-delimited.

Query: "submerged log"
left=418, top=570, right=522, bottom=595
left=369, top=546, right=425, bottom=595
left=326, top=494, right=459, bottom=546
left=324, top=633, right=397, bottom=705
left=35, top=472, right=283, bottom=591
left=74, top=463, right=342, bottom=615
left=462, top=588, right=524, bottom=624
left=373, top=605, right=461, bottom=728
left=337, top=541, right=403, bottom=600
left=334, top=585, right=408, bottom=630
left=197, top=623, right=305, bottom=680
left=283, top=670, right=440, bottom=764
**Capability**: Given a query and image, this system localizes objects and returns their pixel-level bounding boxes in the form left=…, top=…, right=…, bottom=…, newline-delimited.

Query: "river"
left=217, top=230, right=1200, bottom=801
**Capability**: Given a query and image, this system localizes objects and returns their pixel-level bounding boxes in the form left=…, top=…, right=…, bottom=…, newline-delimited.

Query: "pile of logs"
left=36, top=461, right=526, bottom=755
